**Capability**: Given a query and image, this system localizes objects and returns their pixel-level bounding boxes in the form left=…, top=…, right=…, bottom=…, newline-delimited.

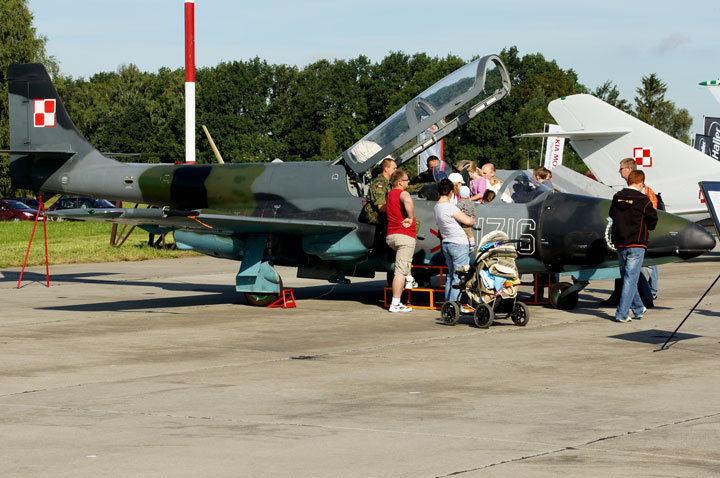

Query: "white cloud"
left=648, top=33, right=692, bottom=55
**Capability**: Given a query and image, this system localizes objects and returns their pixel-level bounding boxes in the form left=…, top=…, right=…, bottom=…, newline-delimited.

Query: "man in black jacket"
left=609, top=170, right=658, bottom=322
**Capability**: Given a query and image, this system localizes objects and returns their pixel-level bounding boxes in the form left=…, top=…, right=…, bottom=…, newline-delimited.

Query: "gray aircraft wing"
left=513, top=129, right=631, bottom=139
left=45, top=208, right=358, bottom=235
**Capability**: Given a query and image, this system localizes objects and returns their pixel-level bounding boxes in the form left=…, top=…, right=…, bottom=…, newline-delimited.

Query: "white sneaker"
left=633, top=306, right=647, bottom=319
left=405, top=277, right=418, bottom=289
left=389, top=303, right=412, bottom=313
left=616, top=316, right=632, bottom=323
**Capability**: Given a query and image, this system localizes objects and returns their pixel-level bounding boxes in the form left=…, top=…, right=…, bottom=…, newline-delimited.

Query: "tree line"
left=0, top=0, right=692, bottom=197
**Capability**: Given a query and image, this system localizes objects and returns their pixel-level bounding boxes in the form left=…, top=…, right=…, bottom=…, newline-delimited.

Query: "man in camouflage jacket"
left=363, top=157, right=397, bottom=225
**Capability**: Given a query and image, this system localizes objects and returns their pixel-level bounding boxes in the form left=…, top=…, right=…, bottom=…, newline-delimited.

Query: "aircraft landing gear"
left=244, top=276, right=284, bottom=307
left=549, top=280, right=588, bottom=310
left=236, top=234, right=283, bottom=307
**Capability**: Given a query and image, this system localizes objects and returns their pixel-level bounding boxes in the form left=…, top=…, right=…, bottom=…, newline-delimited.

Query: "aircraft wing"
left=44, top=208, right=358, bottom=235
left=513, top=129, right=631, bottom=139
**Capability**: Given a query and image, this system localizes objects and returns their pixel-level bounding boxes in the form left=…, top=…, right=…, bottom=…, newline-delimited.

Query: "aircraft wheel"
left=441, top=301, right=460, bottom=326
left=244, top=277, right=283, bottom=307
left=12, top=216, right=21, bottom=222
left=511, top=301, right=530, bottom=326
left=473, top=303, right=494, bottom=328
left=549, top=282, right=579, bottom=310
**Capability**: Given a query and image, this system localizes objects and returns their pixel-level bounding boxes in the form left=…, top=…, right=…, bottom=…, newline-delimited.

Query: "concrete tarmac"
left=1, top=252, right=719, bottom=477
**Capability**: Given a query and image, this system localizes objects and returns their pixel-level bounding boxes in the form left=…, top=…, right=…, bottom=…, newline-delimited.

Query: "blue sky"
left=28, top=0, right=720, bottom=134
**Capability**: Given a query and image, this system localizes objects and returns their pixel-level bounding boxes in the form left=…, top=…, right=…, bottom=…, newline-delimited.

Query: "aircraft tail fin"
left=542, top=94, right=720, bottom=188
left=7, top=63, right=112, bottom=191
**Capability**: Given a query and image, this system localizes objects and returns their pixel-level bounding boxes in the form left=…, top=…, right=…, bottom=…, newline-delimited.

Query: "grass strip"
left=0, top=220, right=196, bottom=269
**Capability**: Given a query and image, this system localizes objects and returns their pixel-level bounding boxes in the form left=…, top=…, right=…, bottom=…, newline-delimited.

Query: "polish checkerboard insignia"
left=34, top=99, right=56, bottom=128
left=633, top=147, right=652, bottom=167
left=699, top=189, right=706, bottom=204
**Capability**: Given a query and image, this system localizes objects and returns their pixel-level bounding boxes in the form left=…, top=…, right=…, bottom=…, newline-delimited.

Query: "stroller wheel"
left=511, top=301, right=530, bottom=326
left=441, top=301, right=460, bottom=326
left=473, top=303, right=494, bottom=328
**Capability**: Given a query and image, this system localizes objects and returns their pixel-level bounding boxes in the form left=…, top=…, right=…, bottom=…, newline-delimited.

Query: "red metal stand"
left=17, top=196, right=50, bottom=288
left=267, top=289, right=297, bottom=308
left=521, top=273, right=553, bottom=305
left=384, top=265, right=448, bottom=310
left=383, top=287, right=444, bottom=310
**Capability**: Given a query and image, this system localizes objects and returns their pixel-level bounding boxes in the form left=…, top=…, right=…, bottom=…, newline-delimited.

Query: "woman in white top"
left=434, top=178, right=475, bottom=303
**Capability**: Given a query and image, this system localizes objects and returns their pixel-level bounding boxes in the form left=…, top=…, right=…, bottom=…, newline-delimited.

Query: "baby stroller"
left=440, top=231, right=530, bottom=328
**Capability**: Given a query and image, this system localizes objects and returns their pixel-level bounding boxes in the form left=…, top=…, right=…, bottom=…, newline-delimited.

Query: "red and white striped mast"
left=184, top=0, right=196, bottom=163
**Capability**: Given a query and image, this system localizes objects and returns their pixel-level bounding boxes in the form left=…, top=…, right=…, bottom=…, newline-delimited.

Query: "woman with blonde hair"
left=457, top=159, right=476, bottom=171
left=466, top=162, right=487, bottom=201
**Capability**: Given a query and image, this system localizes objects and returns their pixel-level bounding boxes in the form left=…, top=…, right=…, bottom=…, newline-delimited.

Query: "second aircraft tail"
left=516, top=94, right=720, bottom=220
left=7, top=63, right=119, bottom=193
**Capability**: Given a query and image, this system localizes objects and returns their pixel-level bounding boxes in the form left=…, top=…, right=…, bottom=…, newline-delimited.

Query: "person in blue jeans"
left=433, top=178, right=475, bottom=302
left=609, top=170, right=658, bottom=322
left=647, top=265, right=659, bottom=299
left=616, top=248, right=647, bottom=321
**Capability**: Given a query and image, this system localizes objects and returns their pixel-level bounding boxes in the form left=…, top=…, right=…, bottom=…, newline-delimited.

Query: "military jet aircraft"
left=6, top=57, right=716, bottom=307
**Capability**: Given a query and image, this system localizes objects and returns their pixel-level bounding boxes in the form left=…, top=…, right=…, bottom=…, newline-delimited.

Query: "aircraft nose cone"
left=677, top=223, right=716, bottom=260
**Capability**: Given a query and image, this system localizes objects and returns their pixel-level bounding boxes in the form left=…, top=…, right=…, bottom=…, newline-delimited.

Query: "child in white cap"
left=447, top=172, right=464, bottom=206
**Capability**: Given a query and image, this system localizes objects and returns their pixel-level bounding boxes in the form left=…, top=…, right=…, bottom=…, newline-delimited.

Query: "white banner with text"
left=543, top=124, right=565, bottom=169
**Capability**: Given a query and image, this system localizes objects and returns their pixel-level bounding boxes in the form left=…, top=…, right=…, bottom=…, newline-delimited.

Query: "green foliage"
left=451, top=47, right=586, bottom=170
left=0, top=8, right=696, bottom=193
left=0, top=0, right=58, bottom=144
left=198, top=58, right=277, bottom=163
left=592, top=81, right=632, bottom=113
left=634, top=73, right=669, bottom=123
left=634, top=73, right=692, bottom=143
left=0, top=0, right=59, bottom=196
left=587, top=76, right=691, bottom=145
left=56, top=65, right=185, bottom=163
left=0, top=220, right=194, bottom=269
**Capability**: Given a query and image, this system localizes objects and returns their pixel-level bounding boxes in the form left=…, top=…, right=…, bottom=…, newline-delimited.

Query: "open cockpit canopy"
left=492, top=171, right=553, bottom=204
left=338, top=54, right=511, bottom=174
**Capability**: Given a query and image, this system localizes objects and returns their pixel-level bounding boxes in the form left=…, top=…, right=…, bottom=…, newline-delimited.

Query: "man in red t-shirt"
left=385, top=169, right=417, bottom=313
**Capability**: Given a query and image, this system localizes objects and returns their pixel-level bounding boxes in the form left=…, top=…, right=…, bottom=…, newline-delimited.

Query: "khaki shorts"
left=386, top=233, right=416, bottom=277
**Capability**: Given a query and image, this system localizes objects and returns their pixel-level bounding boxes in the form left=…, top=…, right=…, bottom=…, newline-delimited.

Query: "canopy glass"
left=339, top=54, right=511, bottom=173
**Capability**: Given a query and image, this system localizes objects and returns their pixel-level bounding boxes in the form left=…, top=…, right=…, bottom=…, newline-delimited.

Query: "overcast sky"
left=27, top=0, right=720, bottom=134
